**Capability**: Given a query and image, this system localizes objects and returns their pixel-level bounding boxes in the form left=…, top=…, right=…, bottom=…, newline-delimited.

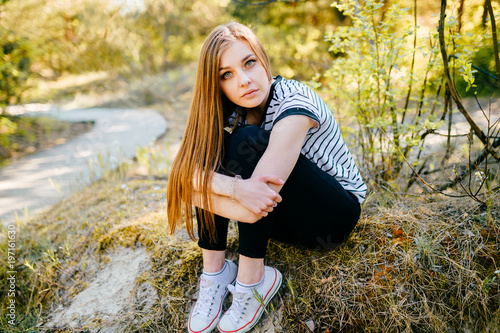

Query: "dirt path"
left=0, top=107, right=167, bottom=224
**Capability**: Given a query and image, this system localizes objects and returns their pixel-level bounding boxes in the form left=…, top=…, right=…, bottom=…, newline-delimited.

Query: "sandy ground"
left=0, top=108, right=167, bottom=224
left=42, top=246, right=157, bottom=332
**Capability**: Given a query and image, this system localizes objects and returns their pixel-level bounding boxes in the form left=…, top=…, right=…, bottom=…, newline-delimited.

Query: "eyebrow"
left=219, top=54, right=255, bottom=71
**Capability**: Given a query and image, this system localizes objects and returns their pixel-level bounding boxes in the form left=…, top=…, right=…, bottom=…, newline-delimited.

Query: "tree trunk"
left=485, top=0, right=500, bottom=97
left=482, top=0, right=489, bottom=28
left=458, top=0, right=465, bottom=32
left=439, top=0, right=489, bottom=146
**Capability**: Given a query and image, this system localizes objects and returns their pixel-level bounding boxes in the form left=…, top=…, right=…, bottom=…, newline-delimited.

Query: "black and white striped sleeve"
left=272, top=90, right=322, bottom=133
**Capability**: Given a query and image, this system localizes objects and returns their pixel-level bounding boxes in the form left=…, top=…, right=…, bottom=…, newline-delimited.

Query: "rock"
left=42, top=246, right=157, bottom=332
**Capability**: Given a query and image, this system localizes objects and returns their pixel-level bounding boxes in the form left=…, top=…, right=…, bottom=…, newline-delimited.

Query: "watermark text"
left=6, top=223, right=17, bottom=326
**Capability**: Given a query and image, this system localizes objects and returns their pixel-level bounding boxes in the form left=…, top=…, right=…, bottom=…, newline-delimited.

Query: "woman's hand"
left=234, top=174, right=284, bottom=219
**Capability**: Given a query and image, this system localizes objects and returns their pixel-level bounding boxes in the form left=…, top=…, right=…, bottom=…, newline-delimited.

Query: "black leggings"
left=197, top=125, right=361, bottom=258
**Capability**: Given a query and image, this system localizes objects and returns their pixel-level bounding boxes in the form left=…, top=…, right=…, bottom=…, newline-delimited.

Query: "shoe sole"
left=252, top=270, right=282, bottom=329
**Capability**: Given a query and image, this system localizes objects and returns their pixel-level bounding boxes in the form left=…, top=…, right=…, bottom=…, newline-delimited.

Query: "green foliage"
left=317, top=0, right=444, bottom=183
left=454, top=44, right=499, bottom=97
left=129, top=0, right=230, bottom=72
left=0, top=115, right=73, bottom=166
left=229, top=0, right=343, bottom=80
left=440, top=3, right=496, bottom=97
left=0, top=0, right=231, bottom=107
left=437, top=0, right=499, bottom=96
left=1, top=0, right=147, bottom=76
left=0, top=32, right=31, bottom=109
left=0, top=116, right=17, bottom=148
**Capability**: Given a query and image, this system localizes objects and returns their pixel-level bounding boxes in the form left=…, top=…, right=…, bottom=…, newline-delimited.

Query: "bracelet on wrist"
left=230, top=175, right=242, bottom=201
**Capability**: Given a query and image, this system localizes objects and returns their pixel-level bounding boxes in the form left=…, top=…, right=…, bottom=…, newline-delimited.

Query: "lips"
left=242, top=89, right=258, bottom=98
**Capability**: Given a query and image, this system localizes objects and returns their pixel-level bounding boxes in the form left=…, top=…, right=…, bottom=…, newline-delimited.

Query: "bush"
left=0, top=115, right=83, bottom=166
left=0, top=35, right=31, bottom=109
left=316, top=0, right=445, bottom=184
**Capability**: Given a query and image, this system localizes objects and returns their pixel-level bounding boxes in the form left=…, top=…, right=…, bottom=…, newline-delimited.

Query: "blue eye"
left=246, top=60, right=255, bottom=67
left=222, top=72, right=232, bottom=79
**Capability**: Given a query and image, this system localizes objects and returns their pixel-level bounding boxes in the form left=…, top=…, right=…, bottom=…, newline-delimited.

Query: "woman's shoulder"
left=275, top=76, right=325, bottom=106
left=272, top=76, right=332, bottom=121
left=273, top=76, right=312, bottom=99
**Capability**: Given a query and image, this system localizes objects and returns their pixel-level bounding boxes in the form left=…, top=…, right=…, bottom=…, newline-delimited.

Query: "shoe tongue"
left=200, top=278, right=215, bottom=288
left=227, top=284, right=249, bottom=298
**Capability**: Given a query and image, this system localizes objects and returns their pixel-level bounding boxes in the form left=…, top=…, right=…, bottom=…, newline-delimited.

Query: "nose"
left=238, top=71, right=251, bottom=87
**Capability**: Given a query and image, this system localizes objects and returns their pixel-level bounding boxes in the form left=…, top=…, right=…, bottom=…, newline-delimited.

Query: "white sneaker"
left=217, top=266, right=282, bottom=333
left=188, top=259, right=238, bottom=333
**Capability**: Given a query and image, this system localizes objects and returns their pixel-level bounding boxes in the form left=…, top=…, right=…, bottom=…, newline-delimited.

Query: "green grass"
left=0, top=114, right=93, bottom=167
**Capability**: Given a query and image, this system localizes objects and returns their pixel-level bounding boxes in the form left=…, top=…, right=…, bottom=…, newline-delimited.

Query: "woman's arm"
left=192, top=190, right=265, bottom=223
left=194, top=171, right=282, bottom=204
left=192, top=115, right=315, bottom=222
left=252, top=115, right=316, bottom=193
left=192, top=170, right=285, bottom=221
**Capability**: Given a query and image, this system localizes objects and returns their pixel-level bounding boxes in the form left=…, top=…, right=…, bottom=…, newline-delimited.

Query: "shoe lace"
left=226, top=284, right=252, bottom=324
left=193, top=279, right=219, bottom=319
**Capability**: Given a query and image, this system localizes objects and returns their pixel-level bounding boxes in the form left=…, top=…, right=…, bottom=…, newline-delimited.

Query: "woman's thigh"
left=271, top=153, right=361, bottom=250
left=222, top=124, right=361, bottom=251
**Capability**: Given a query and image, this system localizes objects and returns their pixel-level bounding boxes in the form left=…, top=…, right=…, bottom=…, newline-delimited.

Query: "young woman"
left=166, top=22, right=366, bottom=333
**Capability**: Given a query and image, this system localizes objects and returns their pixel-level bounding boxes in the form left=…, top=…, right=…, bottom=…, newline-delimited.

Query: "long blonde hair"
left=166, top=22, right=272, bottom=241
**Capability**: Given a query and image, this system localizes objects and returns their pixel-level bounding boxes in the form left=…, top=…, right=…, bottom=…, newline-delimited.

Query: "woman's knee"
left=230, top=125, right=269, bottom=153
left=224, top=125, right=270, bottom=177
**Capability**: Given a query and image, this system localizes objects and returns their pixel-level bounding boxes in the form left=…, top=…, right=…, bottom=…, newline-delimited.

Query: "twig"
left=231, top=0, right=309, bottom=5
left=438, top=0, right=497, bottom=158
left=406, top=156, right=431, bottom=190
left=485, top=0, right=500, bottom=96
left=376, top=125, right=478, bottom=200
left=437, top=136, right=500, bottom=193
left=442, top=84, right=453, bottom=166
left=401, top=0, right=418, bottom=124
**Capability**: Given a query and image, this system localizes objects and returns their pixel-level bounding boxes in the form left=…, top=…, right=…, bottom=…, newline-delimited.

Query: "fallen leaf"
left=305, top=319, right=315, bottom=332
left=320, top=276, right=333, bottom=284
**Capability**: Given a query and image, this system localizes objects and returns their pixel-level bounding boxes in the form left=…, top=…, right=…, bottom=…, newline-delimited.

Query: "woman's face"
left=219, top=40, right=271, bottom=113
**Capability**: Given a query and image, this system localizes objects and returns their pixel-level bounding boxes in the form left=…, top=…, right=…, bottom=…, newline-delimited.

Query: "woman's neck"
left=242, top=77, right=276, bottom=126
left=245, top=109, right=265, bottom=126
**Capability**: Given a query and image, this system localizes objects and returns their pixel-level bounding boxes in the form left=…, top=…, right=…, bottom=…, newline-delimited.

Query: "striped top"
left=229, top=76, right=367, bottom=203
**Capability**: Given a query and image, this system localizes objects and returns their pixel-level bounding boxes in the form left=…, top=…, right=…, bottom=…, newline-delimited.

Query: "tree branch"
left=485, top=0, right=500, bottom=96
left=231, top=0, right=307, bottom=5
left=438, top=0, right=499, bottom=160
left=438, top=137, right=500, bottom=191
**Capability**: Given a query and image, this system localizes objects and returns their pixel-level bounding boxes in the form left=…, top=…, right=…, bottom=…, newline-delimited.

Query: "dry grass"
left=267, top=194, right=500, bottom=332
left=1, top=156, right=499, bottom=332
